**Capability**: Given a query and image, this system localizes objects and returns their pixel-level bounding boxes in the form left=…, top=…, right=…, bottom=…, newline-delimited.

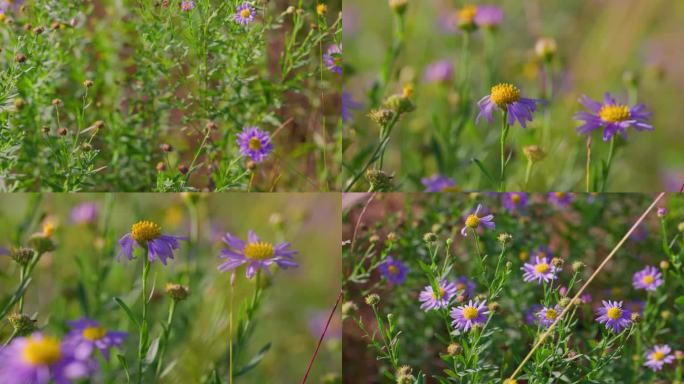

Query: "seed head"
left=551, top=257, right=563, bottom=268
left=365, top=293, right=380, bottom=306
left=156, top=162, right=167, bottom=172
left=33, top=26, right=44, bottom=35
left=161, top=143, right=173, bottom=153
left=178, top=164, right=189, bottom=175
left=368, top=108, right=395, bottom=126
left=8, top=313, right=36, bottom=334
left=9, top=247, right=36, bottom=266
left=388, top=0, right=408, bottom=15
left=447, top=343, right=462, bottom=356
left=58, top=127, right=68, bottom=136
left=660, top=260, right=669, bottom=270
left=15, top=53, right=27, bottom=63
left=523, top=145, right=546, bottom=162
left=423, top=232, right=437, bottom=243
left=83, top=79, right=94, bottom=88
left=571, top=261, right=584, bottom=272
left=52, top=99, right=63, bottom=106
left=366, top=169, right=393, bottom=192
left=341, top=301, right=358, bottom=317
left=165, top=283, right=189, bottom=301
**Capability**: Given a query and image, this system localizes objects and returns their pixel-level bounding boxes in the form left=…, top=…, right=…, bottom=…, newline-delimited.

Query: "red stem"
left=301, top=289, right=343, bottom=384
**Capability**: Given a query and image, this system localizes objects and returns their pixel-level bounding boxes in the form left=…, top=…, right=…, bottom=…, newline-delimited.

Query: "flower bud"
left=423, top=232, right=437, bottom=243
left=571, top=261, right=584, bottom=272
left=165, top=283, right=189, bottom=301
left=535, top=37, right=557, bottom=61
left=656, top=207, right=667, bottom=218
left=447, top=343, right=462, bottom=356
left=366, top=169, right=393, bottom=192
left=388, top=0, right=408, bottom=15
left=8, top=313, right=36, bottom=334
left=342, top=301, right=358, bottom=317
left=368, top=108, right=395, bottom=126
left=365, top=293, right=380, bottom=306
left=660, top=260, right=669, bottom=270
left=523, top=145, right=546, bottom=162
left=551, top=257, right=563, bottom=268
left=9, top=247, right=35, bottom=266
left=15, top=53, right=27, bottom=63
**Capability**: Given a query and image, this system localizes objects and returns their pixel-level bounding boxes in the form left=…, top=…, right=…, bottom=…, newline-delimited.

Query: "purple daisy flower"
left=117, top=220, right=188, bottom=265
left=643, top=345, right=675, bottom=372
left=626, top=300, right=645, bottom=314
left=532, top=245, right=553, bottom=260
left=70, top=202, right=99, bottom=225
left=474, top=5, right=503, bottom=29
left=522, top=255, right=559, bottom=284
left=217, top=230, right=298, bottom=279
left=421, top=174, right=457, bottom=192
left=236, top=126, right=273, bottom=164
left=454, top=276, right=476, bottom=298
left=234, top=3, right=256, bottom=25
left=502, top=192, right=528, bottom=212
left=423, top=60, right=454, bottom=84
left=574, top=93, right=654, bottom=141
left=536, top=305, right=562, bottom=327
left=596, top=300, right=632, bottom=333
left=378, top=256, right=408, bottom=285
left=451, top=299, right=489, bottom=332
left=180, top=1, right=195, bottom=11
left=548, top=192, right=574, bottom=208
left=632, top=266, right=663, bottom=291
left=64, top=318, right=127, bottom=360
left=476, top=83, right=544, bottom=128
left=580, top=293, right=592, bottom=304
left=418, top=280, right=458, bottom=311
left=324, top=44, right=342, bottom=74
left=342, top=90, right=362, bottom=122
left=0, top=333, right=97, bottom=384
left=525, top=304, right=544, bottom=325
left=460, top=204, right=495, bottom=236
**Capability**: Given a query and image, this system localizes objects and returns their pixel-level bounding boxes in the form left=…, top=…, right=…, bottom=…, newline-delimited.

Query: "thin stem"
left=301, top=290, right=343, bottom=384
left=524, top=159, right=533, bottom=191
left=600, top=137, right=616, bottom=192
left=154, top=299, right=176, bottom=379
left=138, top=256, right=150, bottom=384
left=229, top=277, right=234, bottom=384
left=499, top=110, right=510, bottom=192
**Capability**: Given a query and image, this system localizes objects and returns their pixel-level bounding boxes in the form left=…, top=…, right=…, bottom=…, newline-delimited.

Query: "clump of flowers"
left=217, top=230, right=299, bottom=278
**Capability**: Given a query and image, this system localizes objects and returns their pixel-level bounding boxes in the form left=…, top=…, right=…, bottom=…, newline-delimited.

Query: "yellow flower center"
left=462, top=306, right=478, bottom=320
left=388, top=265, right=399, bottom=275
left=511, top=194, right=521, bottom=204
left=534, top=263, right=549, bottom=274
left=82, top=326, right=106, bottom=341
left=22, top=336, right=62, bottom=365
left=554, top=192, right=566, bottom=199
left=642, top=275, right=655, bottom=285
left=456, top=283, right=466, bottom=291
left=458, top=5, right=477, bottom=24
left=607, top=307, right=622, bottom=320
left=465, top=214, right=480, bottom=228
left=243, top=242, right=275, bottom=260
left=431, top=287, right=446, bottom=300
left=652, top=351, right=665, bottom=361
left=545, top=309, right=558, bottom=320
left=248, top=137, right=262, bottom=150
left=316, top=4, right=327, bottom=15
left=490, top=83, right=521, bottom=107
left=442, top=186, right=460, bottom=192
left=599, top=105, right=630, bottom=123
left=240, top=8, right=252, bottom=19
left=131, top=221, right=161, bottom=243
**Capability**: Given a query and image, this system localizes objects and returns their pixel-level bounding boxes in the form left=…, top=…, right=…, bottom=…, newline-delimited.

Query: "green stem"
left=499, top=110, right=510, bottom=192
left=524, top=159, right=533, bottom=191
left=600, top=137, right=616, bottom=192
left=154, top=299, right=177, bottom=379
left=138, top=256, right=150, bottom=384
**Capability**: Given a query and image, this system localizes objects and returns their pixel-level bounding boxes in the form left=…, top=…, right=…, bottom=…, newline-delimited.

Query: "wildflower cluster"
left=343, top=193, right=684, bottom=383
left=342, top=1, right=678, bottom=192
left=0, top=1, right=341, bottom=192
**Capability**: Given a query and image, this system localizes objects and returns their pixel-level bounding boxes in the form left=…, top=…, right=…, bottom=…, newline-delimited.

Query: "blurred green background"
left=343, top=0, right=684, bottom=191
left=0, top=193, right=341, bottom=383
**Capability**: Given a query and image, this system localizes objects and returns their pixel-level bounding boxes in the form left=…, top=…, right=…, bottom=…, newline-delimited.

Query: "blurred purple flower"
left=378, top=256, right=408, bottom=285
left=643, top=345, right=674, bottom=372
left=502, top=192, right=528, bottom=212
left=64, top=318, right=127, bottom=360
left=70, top=203, right=99, bottom=225
left=0, top=333, right=97, bottom=384
left=423, top=60, right=454, bottom=84
left=548, top=192, right=574, bottom=208
left=324, top=44, right=342, bottom=74
left=474, top=5, right=503, bottom=29
left=342, top=90, right=362, bottom=122
left=422, top=175, right=457, bottom=192
left=632, top=266, right=663, bottom=292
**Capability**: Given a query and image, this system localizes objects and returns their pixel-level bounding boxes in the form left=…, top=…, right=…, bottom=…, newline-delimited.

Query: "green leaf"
left=117, top=353, right=131, bottom=383
left=114, top=297, right=139, bottom=328
left=675, top=296, right=684, bottom=309
left=471, top=158, right=496, bottom=184
left=235, top=342, right=271, bottom=377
